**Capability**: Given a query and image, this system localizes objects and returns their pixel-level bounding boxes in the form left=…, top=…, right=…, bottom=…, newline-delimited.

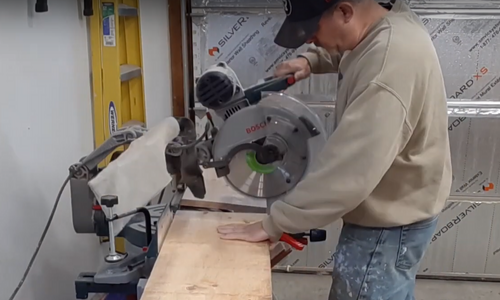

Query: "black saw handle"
left=244, top=75, right=296, bottom=105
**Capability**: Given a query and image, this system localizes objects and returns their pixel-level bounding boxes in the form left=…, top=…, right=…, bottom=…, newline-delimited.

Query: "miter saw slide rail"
left=74, top=125, right=147, bottom=174
left=70, top=125, right=148, bottom=234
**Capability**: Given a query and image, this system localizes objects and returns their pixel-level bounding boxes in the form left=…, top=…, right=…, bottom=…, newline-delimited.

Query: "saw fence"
left=164, top=0, right=500, bottom=281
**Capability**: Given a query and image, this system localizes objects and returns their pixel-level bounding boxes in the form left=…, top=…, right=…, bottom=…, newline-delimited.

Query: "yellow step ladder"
left=89, top=0, right=146, bottom=167
left=87, top=0, right=146, bottom=252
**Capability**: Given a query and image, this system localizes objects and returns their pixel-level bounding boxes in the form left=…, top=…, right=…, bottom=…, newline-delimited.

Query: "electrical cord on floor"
left=8, top=174, right=72, bottom=300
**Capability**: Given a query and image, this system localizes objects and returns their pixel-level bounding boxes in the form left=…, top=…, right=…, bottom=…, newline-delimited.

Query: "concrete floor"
left=272, top=273, right=500, bottom=300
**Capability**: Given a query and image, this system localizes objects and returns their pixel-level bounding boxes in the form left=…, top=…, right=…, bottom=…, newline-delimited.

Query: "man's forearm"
left=298, top=46, right=340, bottom=74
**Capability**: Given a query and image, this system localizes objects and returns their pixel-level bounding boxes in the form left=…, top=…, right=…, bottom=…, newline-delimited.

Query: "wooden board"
left=141, top=210, right=273, bottom=300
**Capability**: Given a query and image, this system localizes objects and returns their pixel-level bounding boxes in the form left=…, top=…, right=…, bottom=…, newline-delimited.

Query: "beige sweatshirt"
left=262, top=0, right=452, bottom=240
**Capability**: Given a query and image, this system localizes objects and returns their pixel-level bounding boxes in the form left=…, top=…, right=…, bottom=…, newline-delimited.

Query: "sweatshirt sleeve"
left=262, top=82, right=411, bottom=240
left=298, top=45, right=341, bottom=74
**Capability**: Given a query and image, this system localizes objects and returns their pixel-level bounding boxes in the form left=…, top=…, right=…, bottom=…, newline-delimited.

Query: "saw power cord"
left=8, top=174, right=72, bottom=300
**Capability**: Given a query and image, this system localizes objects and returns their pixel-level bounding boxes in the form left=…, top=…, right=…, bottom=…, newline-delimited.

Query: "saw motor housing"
left=167, top=62, right=327, bottom=200
left=195, top=61, right=247, bottom=120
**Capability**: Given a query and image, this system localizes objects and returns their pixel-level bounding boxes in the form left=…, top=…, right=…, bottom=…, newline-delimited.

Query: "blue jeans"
left=329, top=216, right=438, bottom=300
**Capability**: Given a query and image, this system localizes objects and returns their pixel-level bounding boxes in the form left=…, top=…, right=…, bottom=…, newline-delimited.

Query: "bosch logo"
left=246, top=122, right=267, bottom=134
left=283, top=0, right=292, bottom=16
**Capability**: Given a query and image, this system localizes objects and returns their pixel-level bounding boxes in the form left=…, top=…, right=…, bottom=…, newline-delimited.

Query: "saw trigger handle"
left=289, top=229, right=327, bottom=243
left=259, top=74, right=296, bottom=92
left=244, top=75, right=296, bottom=104
left=279, top=233, right=305, bottom=251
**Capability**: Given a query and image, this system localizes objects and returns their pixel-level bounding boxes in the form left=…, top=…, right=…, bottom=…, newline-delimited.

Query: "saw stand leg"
left=101, top=195, right=127, bottom=262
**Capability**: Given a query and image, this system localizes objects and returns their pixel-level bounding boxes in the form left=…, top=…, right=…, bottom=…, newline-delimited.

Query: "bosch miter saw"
left=166, top=61, right=328, bottom=201
left=68, top=61, right=328, bottom=299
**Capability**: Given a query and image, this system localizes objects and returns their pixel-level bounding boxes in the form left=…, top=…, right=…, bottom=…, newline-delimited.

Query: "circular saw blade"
left=220, top=92, right=327, bottom=200
left=225, top=146, right=308, bottom=199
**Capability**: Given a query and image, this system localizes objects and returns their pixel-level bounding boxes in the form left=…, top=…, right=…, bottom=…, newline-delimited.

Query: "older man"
left=217, top=0, right=452, bottom=299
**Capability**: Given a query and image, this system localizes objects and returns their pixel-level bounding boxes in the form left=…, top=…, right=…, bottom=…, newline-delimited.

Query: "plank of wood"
left=141, top=210, right=273, bottom=300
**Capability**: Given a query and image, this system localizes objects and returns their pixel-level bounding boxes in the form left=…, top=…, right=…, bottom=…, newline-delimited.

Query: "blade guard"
left=211, top=92, right=327, bottom=199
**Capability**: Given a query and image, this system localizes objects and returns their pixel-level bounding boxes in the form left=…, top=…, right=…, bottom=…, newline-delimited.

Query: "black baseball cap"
left=274, top=0, right=338, bottom=49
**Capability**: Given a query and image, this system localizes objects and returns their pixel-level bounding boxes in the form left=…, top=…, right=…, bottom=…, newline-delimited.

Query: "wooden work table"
left=141, top=210, right=273, bottom=300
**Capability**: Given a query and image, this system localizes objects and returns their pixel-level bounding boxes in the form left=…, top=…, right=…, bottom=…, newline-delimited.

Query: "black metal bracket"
left=83, top=0, right=94, bottom=16
left=35, top=0, right=48, bottom=13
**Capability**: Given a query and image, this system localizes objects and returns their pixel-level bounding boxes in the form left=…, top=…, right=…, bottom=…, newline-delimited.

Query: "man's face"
left=306, top=3, right=358, bottom=54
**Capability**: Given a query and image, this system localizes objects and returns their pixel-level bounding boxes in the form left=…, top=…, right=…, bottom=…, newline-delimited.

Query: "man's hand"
left=274, top=57, right=312, bottom=81
left=217, top=221, right=270, bottom=242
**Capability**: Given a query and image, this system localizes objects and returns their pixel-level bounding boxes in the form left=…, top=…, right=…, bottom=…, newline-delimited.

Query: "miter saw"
left=67, top=61, right=329, bottom=299
left=166, top=61, right=328, bottom=202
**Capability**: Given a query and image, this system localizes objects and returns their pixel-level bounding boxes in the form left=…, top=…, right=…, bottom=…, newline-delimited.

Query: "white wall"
left=0, top=1, right=101, bottom=299
left=140, top=0, right=173, bottom=126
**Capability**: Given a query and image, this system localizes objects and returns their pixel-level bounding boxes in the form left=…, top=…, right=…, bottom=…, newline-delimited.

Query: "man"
left=217, top=0, right=452, bottom=299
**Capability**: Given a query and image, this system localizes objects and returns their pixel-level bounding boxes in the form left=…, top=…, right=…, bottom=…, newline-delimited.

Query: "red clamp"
left=279, top=233, right=305, bottom=251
